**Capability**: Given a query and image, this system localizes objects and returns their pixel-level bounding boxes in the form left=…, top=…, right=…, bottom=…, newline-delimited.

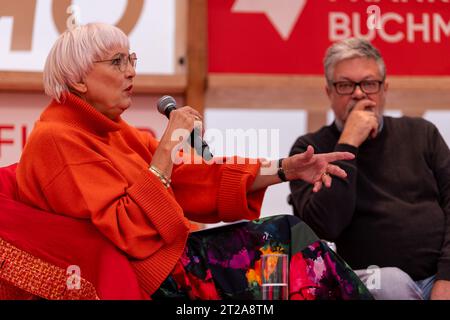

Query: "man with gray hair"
left=288, top=38, right=450, bottom=300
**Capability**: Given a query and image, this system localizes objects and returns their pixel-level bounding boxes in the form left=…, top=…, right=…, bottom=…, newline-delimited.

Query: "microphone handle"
left=190, top=127, right=213, bottom=161
left=165, top=106, right=213, bottom=160
left=164, top=106, right=176, bottom=118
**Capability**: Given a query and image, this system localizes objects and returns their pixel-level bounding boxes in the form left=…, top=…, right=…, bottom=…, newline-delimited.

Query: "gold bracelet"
left=149, top=166, right=171, bottom=188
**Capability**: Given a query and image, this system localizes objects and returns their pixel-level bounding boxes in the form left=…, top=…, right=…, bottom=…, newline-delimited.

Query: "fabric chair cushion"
left=0, top=164, right=18, bottom=200
left=0, top=164, right=145, bottom=300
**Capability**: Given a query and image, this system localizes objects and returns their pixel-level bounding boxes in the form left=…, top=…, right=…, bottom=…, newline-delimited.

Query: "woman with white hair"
left=15, top=23, right=371, bottom=300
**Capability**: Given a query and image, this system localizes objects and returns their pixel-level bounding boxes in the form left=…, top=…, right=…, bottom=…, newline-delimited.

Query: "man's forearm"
left=290, top=173, right=357, bottom=240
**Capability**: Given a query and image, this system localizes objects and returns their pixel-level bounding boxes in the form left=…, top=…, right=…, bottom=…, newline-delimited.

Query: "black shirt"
left=289, top=116, right=450, bottom=281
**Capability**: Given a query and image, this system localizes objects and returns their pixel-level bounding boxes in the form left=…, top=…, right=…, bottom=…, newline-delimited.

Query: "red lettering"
left=0, top=125, right=15, bottom=158
left=21, top=125, right=27, bottom=149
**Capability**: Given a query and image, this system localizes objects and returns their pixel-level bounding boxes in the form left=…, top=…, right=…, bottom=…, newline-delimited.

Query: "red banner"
left=208, top=0, right=450, bottom=75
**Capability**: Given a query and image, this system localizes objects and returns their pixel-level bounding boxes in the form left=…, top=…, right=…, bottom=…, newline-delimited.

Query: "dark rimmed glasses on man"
left=94, top=52, right=137, bottom=72
left=332, top=80, right=384, bottom=95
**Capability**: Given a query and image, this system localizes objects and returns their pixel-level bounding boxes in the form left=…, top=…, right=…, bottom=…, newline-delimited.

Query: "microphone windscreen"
left=157, top=95, right=177, bottom=115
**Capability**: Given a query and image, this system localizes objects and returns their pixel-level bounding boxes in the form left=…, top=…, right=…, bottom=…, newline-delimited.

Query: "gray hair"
left=324, top=38, right=386, bottom=84
left=43, top=23, right=129, bottom=102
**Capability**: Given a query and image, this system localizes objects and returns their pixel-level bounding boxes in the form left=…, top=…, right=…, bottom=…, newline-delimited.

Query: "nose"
left=125, top=61, right=136, bottom=78
left=352, top=84, right=367, bottom=100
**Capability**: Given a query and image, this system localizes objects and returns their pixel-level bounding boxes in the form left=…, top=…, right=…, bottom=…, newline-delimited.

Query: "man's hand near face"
left=338, top=99, right=379, bottom=148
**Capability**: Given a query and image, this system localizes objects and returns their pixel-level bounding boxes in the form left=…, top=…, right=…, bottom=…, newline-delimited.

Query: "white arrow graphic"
left=232, top=0, right=308, bottom=40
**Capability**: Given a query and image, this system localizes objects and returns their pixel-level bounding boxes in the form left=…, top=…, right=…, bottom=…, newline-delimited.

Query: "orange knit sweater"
left=16, top=93, right=266, bottom=296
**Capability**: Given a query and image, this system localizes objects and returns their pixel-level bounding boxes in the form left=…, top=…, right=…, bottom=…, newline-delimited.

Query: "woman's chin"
left=120, top=98, right=132, bottom=111
left=108, top=103, right=131, bottom=121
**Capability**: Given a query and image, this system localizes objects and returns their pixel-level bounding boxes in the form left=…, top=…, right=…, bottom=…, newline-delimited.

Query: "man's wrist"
left=334, top=143, right=359, bottom=158
left=337, top=136, right=360, bottom=148
left=277, top=158, right=288, bottom=182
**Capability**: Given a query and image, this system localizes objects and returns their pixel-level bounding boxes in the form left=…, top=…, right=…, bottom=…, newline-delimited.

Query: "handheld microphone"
left=157, top=95, right=213, bottom=161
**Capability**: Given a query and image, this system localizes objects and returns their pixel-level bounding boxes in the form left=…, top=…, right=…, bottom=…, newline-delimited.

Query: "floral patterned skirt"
left=152, top=215, right=373, bottom=300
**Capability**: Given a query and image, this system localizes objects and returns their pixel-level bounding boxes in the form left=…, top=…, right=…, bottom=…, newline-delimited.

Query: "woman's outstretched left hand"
left=283, top=145, right=355, bottom=192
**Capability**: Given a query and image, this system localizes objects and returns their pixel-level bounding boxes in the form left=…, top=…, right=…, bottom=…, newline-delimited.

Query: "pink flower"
left=289, top=252, right=319, bottom=300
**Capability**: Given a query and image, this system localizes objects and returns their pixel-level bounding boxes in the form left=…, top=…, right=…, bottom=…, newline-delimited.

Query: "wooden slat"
left=174, top=0, right=188, bottom=75
left=0, top=72, right=44, bottom=92
left=207, top=74, right=450, bottom=110
left=208, top=74, right=450, bottom=90
left=132, top=75, right=187, bottom=94
left=207, top=74, right=329, bottom=110
left=0, top=72, right=187, bottom=95
left=185, top=0, right=207, bottom=113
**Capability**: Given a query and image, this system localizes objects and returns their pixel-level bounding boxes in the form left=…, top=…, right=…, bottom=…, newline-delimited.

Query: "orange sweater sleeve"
left=143, top=133, right=266, bottom=224
left=171, top=159, right=266, bottom=224
left=41, top=160, right=190, bottom=259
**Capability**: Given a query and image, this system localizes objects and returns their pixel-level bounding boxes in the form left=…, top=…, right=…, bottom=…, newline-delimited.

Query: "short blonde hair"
left=43, top=23, right=129, bottom=102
